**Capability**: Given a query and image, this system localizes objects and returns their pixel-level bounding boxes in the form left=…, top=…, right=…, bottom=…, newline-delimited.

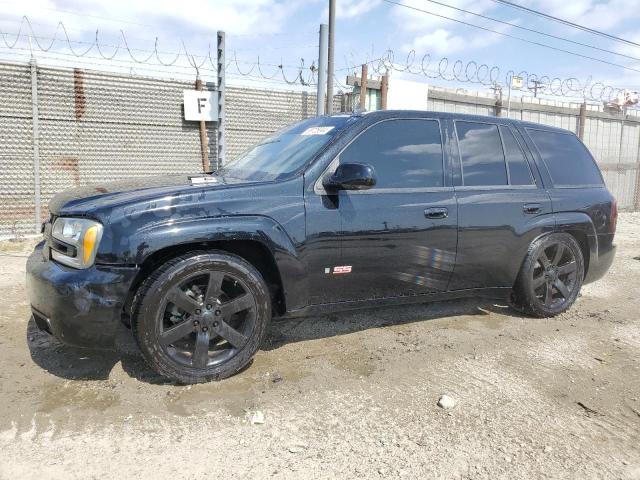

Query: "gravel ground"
left=1, top=214, right=639, bottom=479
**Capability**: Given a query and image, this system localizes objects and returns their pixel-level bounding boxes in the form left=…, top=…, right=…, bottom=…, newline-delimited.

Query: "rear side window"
left=527, top=129, right=603, bottom=186
left=340, top=119, right=444, bottom=189
left=456, top=121, right=507, bottom=186
left=499, top=126, right=534, bottom=185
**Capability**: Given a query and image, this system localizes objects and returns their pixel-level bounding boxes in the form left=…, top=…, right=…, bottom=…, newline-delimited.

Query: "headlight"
left=51, top=217, right=103, bottom=269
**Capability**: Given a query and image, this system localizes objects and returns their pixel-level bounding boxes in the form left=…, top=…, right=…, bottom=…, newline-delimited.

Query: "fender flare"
left=553, top=211, right=598, bottom=275
left=109, top=215, right=308, bottom=311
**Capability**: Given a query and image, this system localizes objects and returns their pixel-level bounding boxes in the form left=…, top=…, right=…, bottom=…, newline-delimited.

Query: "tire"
left=513, top=233, right=585, bottom=318
left=131, top=251, right=271, bottom=383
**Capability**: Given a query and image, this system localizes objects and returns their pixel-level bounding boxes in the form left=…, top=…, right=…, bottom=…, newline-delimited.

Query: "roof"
left=339, top=109, right=572, bottom=134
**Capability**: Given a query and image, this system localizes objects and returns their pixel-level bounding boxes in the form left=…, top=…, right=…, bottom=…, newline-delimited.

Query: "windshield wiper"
left=257, top=139, right=281, bottom=147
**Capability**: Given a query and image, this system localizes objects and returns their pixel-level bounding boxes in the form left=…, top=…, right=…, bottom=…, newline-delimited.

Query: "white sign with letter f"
left=183, top=90, right=219, bottom=121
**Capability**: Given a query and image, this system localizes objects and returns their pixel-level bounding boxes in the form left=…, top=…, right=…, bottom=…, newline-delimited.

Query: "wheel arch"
left=553, top=211, right=598, bottom=279
left=120, top=215, right=306, bottom=324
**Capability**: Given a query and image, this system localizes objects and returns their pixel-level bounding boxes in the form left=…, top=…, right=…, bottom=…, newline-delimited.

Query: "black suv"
left=26, top=111, right=617, bottom=383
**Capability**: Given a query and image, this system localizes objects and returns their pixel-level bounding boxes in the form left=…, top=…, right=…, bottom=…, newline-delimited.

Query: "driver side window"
left=339, top=119, right=444, bottom=189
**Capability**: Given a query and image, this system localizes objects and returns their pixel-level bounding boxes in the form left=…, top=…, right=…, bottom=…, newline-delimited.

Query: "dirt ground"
left=0, top=215, right=639, bottom=480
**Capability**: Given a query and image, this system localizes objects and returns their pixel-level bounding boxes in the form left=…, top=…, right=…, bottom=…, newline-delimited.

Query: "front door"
left=314, top=118, right=458, bottom=303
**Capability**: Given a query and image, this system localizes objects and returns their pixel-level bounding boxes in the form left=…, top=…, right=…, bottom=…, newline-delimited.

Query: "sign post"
left=183, top=31, right=225, bottom=173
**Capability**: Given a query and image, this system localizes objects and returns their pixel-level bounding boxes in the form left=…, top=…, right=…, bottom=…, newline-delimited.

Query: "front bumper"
left=26, top=241, right=138, bottom=348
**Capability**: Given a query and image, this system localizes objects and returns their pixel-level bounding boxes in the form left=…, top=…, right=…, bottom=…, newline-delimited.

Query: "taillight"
left=610, top=197, right=618, bottom=234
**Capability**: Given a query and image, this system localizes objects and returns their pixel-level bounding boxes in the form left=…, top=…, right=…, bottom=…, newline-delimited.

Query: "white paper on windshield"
left=300, top=126, right=334, bottom=136
left=190, top=176, right=218, bottom=184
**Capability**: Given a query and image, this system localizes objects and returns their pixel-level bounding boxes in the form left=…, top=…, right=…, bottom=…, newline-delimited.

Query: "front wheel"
left=513, top=233, right=585, bottom=317
left=132, top=251, right=271, bottom=383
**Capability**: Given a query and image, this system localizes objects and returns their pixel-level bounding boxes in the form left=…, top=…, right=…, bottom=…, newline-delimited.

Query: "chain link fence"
left=0, top=60, right=326, bottom=238
left=1, top=60, right=639, bottom=238
left=427, top=86, right=640, bottom=210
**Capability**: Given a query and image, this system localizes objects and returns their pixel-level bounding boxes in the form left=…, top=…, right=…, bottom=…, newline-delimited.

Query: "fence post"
left=495, top=94, right=503, bottom=117
left=217, top=31, right=225, bottom=170
left=635, top=132, right=640, bottom=210
left=359, top=64, right=368, bottom=111
left=578, top=101, right=586, bottom=140
left=195, top=76, right=209, bottom=172
left=30, top=57, right=41, bottom=233
left=380, top=74, right=388, bottom=110
left=316, top=24, right=328, bottom=116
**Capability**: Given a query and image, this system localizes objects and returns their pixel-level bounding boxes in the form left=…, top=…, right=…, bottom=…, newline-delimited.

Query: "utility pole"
left=325, top=0, right=335, bottom=114
left=529, top=79, right=544, bottom=98
left=316, top=24, right=328, bottom=116
left=359, top=63, right=368, bottom=110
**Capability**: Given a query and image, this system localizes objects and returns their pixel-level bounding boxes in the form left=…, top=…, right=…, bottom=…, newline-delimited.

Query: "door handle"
left=424, top=207, right=448, bottom=219
left=523, top=203, right=542, bottom=214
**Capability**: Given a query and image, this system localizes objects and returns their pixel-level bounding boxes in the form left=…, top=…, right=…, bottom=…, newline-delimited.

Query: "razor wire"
left=347, top=49, right=637, bottom=104
left=0, top=16, right=318, bottom=87
left=1, top=16, right=636, bottom=101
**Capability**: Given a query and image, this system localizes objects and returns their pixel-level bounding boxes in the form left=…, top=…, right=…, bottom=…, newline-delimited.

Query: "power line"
left=489, top=0, right=640, bottom=49
left=381, top=0, right=640, bottom=74
left=0, top=3, right=153, bottom=28
left=418, top=0, right=640, bottom=63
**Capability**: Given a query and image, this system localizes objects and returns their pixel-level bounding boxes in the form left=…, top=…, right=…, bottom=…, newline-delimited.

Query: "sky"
left=0, top=0, right=639, bottom=101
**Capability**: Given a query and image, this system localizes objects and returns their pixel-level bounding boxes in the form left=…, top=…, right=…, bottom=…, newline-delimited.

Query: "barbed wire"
left=350, top=49, right=638, bottom=104
left=3, top=16, right=636, bottom=102
left=0, top=16, right=317, bottom=87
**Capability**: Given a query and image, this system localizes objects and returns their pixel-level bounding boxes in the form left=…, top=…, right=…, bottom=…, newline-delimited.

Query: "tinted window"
left=527, top=129, right=603, bottom=186
left=456, top=121, right=508, bottom=186
left=340, top=119, right=443, bottom=188
left=500, top=126, right=534, bottom=185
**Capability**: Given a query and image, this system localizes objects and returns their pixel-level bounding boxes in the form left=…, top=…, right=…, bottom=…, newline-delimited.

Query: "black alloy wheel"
left=160, top=270, right=256, bottom=369
left=133, top=251, right=271, bottom=383
left=513, top=233, right=585, bottom=317
left=532, top=241, right=579, bottom=309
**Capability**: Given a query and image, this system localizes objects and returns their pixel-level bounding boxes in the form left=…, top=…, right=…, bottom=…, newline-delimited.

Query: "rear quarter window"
left=526, top=129, right=603, bottom=187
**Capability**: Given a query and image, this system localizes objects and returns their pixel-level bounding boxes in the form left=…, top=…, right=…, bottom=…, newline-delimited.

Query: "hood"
left=48, top=173, right=250, bottom=216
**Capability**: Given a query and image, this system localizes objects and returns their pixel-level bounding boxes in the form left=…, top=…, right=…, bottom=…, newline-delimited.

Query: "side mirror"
left=323, top=163, right=377, bottom=191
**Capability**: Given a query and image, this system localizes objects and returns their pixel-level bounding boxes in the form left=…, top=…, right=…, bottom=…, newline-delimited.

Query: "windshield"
left=219, top=116, right=356, bottom=181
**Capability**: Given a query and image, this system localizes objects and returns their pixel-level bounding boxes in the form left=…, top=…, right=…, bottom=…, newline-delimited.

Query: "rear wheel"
left=513, top=233, right=584, bottom=317
left=132, top=251, right=271, bottom=383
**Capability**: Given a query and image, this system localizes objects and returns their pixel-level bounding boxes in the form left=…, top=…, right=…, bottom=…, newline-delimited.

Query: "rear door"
left=315, top=118, right=458, bottom=302
left=448, top=120, right=553, bottom=290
